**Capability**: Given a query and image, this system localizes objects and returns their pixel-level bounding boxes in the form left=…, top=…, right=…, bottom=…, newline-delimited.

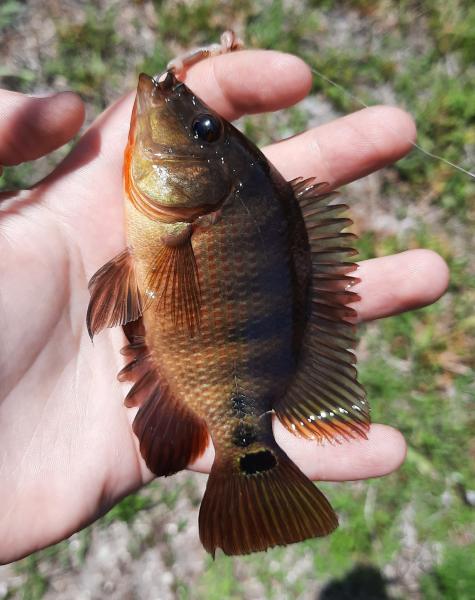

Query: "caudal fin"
left=199, top=443, right=338, bottom=556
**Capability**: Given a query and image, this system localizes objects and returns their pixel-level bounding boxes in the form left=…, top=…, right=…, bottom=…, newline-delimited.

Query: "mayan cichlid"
left=86, top=69, right=370, bottom=556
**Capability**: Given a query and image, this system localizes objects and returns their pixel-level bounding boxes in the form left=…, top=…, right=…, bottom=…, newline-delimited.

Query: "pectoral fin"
left=146, top=226, right=201, bottom=337
left=274, top=178, right=369, bottom=442
left=86, top=248, right=144, bottom=339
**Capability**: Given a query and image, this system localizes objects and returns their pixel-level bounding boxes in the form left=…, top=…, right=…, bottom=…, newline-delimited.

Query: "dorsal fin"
left=274, top=178, right=370, bottom=443
left=87, top=248, right=145, bottom=339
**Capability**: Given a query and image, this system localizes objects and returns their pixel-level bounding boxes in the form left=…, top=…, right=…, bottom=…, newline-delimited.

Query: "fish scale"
left=141, top=184, right=294, bottom=432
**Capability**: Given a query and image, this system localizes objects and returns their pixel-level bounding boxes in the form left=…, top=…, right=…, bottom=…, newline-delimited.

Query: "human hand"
left=0, top=50, right=449, bottom=564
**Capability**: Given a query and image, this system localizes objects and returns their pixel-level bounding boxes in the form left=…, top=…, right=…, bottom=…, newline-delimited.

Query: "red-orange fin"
left=199, top=440, right=338, bottom=556
left=117, top=321, right=153, bottom=409
left=145, top=236, right=201, bottom=337
left=117, top=319, right=208, bottom=476
left=86, top=248, right=144, bottom=339
left=274, top=178, right=369, bottom=442
left=119, top=321, right=208, bottom=474
left=132, top=380, right=209, bottom=476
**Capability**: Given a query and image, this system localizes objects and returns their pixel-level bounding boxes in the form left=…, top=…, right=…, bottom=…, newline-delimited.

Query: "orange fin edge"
left=132, top=378, right=209, bottom=477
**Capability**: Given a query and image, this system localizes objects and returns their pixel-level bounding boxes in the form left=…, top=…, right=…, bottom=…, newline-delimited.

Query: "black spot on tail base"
left=240, top=450, right=277, bottom=475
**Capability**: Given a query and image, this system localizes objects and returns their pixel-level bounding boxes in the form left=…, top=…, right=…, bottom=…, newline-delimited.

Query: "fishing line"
left=310, top=66, right=475, bottom=180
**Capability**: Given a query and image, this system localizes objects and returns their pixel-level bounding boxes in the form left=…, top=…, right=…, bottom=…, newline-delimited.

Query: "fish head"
left=125, top=71, right=238, bottom=222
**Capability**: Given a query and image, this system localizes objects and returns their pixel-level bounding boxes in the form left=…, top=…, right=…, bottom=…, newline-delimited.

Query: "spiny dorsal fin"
left=145, top=234, right=201, bottom=337
left=87, top=248, right=144, bottom=339
left=274, top=178, right=369, bottom=443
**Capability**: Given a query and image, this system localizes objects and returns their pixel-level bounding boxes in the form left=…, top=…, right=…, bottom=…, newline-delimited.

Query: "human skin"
left=0, top=50, right=449, bottom=564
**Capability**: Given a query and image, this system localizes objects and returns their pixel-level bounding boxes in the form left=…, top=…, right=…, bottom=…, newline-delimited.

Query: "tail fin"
left=199, top=442, right=338, bottom=556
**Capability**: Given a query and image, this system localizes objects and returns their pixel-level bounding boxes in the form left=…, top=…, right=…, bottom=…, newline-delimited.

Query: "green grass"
left=420, top=544, right=475, bottom=600
left=0, top=0, right=473, bottom=598
left=0, top=0, right=25, bottom=31
left=100, top=490, right=156, bottom=526
left=43, top=6, right=127, bottom=108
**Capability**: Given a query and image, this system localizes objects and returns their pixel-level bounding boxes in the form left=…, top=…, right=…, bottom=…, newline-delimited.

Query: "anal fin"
left=133, top=382, right=209, bottom=477
left=119, top=323, right=208, bottom=476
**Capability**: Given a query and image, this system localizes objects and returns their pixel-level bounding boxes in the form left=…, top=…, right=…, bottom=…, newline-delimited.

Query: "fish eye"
left=191, top=114, right=222, bottom=143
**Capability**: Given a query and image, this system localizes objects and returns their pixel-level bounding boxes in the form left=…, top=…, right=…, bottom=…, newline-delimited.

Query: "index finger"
left=183, top=49, right=312, bottom=119
left=263, top=105, right=417, bottom=188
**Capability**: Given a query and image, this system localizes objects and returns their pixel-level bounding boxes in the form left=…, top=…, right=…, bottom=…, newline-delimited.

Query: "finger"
left=263, top=105, right=417, bottom=188
left=189, top=423, right=406, bottom=481
left=353, top=249, right=450, bottom=323
left=0, top=90, right=85, bottom=166
left=61, top=50, right=311, bottom=181
left=276, top=423, right=407, bottom=481
left=182, top=49, right=312, bottom=120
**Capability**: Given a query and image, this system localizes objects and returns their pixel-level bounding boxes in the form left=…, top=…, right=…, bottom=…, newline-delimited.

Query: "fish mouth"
left=152, top=69, right=183, bottom=94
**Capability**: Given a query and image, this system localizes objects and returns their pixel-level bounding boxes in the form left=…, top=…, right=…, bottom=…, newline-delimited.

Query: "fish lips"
left=137, top=71, right=184, bottom=108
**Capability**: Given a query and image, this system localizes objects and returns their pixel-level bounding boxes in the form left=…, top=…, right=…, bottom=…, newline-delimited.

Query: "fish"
left=86, top=61, right=370, bottom=556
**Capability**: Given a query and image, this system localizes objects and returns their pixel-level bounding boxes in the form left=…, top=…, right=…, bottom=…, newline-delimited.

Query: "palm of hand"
left=0, top=50, right=448, bottom=564
left=0, top=114, right=141, bottom=560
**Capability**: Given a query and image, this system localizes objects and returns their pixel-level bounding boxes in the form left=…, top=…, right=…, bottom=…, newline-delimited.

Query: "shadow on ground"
left=318, top=564, right=394, bottom=600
